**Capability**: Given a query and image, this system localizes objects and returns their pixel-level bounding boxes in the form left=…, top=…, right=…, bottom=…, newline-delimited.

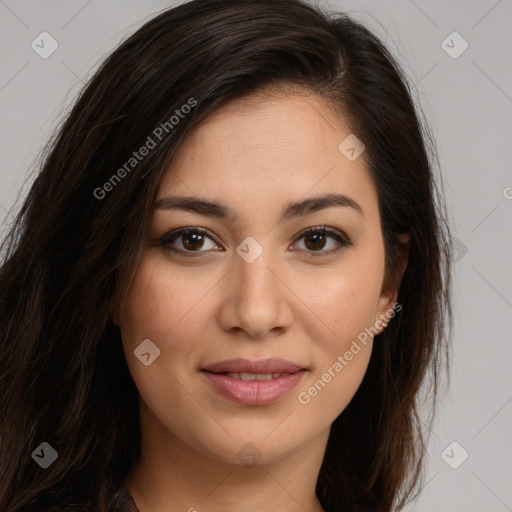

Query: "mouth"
left=212, top=371, right=289, bottom=380
left=201, top=358, right=307, bottom=406
left=202, top=357, right=305, bottom=374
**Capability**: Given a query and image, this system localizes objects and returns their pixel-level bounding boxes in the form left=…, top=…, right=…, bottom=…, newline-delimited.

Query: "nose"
left=217, top=247, right=294, bottom=340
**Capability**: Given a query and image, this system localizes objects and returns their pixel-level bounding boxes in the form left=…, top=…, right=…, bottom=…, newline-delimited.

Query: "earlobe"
left=111, top=309, right=120, bottom=326
left=375, top=233, right=410, bottom=334
left=375, top=294, right=395, bottom=334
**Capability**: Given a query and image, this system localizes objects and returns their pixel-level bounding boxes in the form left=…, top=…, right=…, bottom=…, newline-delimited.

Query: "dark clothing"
left=110, top=487, right=139, bottom=512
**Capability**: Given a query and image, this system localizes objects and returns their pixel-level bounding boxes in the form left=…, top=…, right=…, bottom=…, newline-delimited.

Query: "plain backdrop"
left=1, top=1, right=511, bottom=511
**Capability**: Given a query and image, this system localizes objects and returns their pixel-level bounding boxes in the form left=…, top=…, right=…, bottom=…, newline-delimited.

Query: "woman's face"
left=118, top=89, right=399, bottom=466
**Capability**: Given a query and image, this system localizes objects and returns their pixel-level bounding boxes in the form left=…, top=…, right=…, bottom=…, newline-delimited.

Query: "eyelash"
left=158, top=225, right=353, bottom=259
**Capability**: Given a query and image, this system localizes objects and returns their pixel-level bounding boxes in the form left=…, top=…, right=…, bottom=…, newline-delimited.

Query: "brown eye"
left=181, top=231, right=206, bottom=251
left=292, top=226, right=353, bottom=257
left=159, top=228, right=220, bottom=257
left=304, top=231, right=328, bottom=251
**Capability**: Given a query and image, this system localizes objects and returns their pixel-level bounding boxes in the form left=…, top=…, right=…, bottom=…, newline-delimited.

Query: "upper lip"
left=202, top=358, right=306, bottom=374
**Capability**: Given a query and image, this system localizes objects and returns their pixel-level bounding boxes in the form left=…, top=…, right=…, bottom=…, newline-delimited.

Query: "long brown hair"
left=0, top=0, right=453, bottom=510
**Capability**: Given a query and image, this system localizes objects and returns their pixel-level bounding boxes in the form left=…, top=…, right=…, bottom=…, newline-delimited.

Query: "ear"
left=111, top=307, right=120, bottom=326
left=374, top=233, right=410, bottom=333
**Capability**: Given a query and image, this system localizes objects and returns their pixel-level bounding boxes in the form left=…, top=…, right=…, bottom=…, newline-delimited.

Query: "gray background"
left=1, top=1, right=511, bottom=510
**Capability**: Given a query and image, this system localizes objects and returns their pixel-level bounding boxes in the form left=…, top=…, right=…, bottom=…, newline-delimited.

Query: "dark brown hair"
left=0, top=0, right=453, bottom=510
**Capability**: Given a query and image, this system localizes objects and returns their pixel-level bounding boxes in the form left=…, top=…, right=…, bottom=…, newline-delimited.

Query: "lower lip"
left=202, top=370, right=306, bottom=406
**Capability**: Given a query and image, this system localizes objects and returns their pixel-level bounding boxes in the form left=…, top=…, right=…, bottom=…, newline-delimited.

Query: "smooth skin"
left=116, top=87, right=409, bottom=512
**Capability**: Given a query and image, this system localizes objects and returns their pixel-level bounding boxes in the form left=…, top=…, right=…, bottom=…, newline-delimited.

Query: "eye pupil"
left=182, top=232, right=204, bottom=250
left=305, top=232, right=326, bottom=251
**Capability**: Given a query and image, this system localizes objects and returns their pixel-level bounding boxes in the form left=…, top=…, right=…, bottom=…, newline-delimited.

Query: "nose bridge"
left=219, top=237, right=293, bottom=337
left=235, top=240, right=280, bottom=306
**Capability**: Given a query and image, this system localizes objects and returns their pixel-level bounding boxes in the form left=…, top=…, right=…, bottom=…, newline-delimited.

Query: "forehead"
left=172, top=89, right=347, bottom=165
left=156, top=89, right=379, bottom=223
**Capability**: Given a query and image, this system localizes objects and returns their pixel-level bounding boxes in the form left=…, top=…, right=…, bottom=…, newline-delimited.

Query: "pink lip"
left=201, top=358, right=307, bottom=406
left=202, top=357, right=304, bottom=374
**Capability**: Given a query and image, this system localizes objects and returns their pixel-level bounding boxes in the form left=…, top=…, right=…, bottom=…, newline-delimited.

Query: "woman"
left=0, top=0, right=453, bottom=510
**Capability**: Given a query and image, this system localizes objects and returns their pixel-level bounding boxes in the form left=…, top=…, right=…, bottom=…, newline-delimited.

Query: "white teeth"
left=256, top=373, right=273, bottom=381
left=225, top=372, right=283, bottom=380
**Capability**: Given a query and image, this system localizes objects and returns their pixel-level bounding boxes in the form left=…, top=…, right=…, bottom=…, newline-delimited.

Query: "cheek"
left=295, top=277, right=376, bottom=426
left=292, top=257, right=382, bottom=422
left=119, top=257, right=208, bottom=427
left=119, top=256, right=204, bottom=402
left=298, top=258, right=384, bottom=344
left=296, top=345, right=372, bottom=430
left=120, top=254, right=210, bottom=345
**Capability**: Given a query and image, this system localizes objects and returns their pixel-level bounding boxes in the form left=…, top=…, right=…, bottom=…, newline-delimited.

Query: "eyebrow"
left=154, top=193, right=364, bottom=221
